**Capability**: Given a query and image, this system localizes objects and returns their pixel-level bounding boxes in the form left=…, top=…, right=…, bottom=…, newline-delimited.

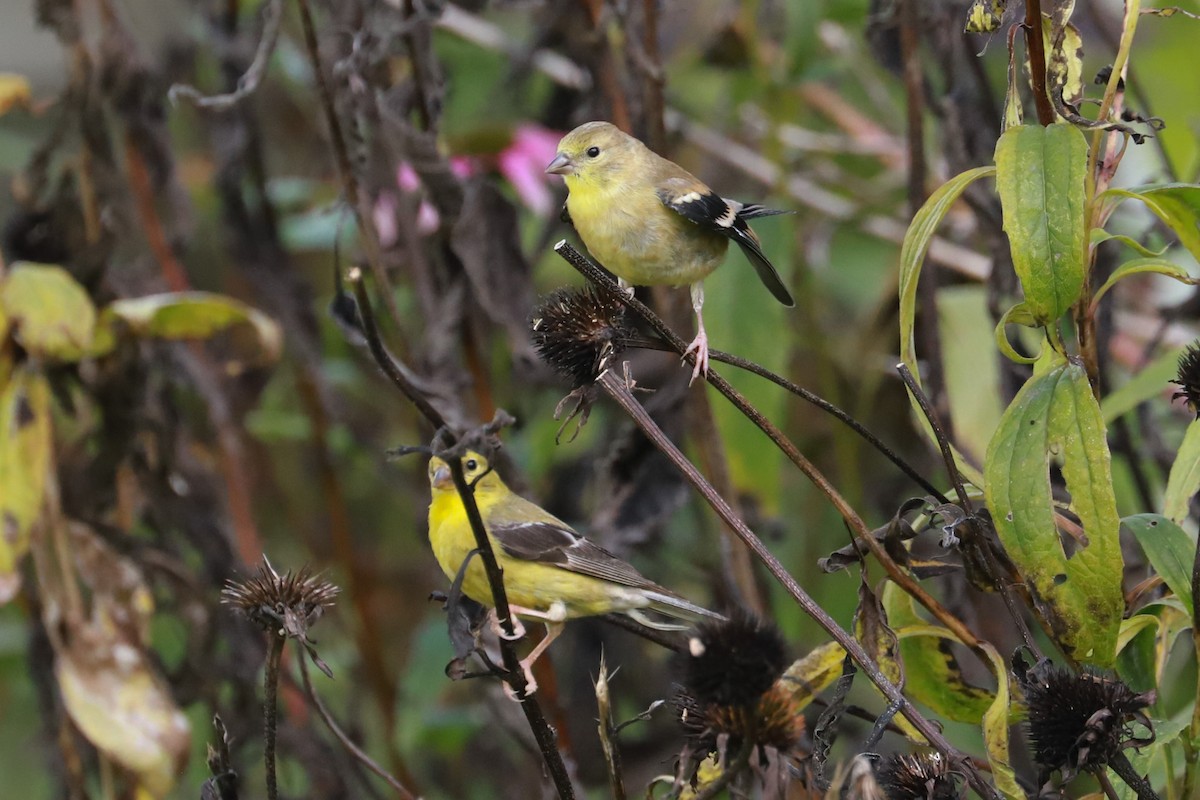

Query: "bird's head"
left=545, top=121, right=639, bottom=187
left=428, top=450, right=503, bottom=496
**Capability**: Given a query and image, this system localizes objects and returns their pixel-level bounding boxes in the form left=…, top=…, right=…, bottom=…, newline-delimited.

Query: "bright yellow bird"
left=546, top=121, right=794, bottom=381
left=427, top=450, right=722, bottom=695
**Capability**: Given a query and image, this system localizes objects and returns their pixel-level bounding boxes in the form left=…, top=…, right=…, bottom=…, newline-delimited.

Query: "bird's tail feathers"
left=738, top=204, right=791, bottom=220
left=731, top=227, right=795, bottom=307
left=632, top=590, right=726, bottom=631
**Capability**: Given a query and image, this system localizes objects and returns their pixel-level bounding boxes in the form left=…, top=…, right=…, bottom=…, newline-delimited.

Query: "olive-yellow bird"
left=546, top=121, right=793, bottom=381
left=427, top=450, right=721, bottom=695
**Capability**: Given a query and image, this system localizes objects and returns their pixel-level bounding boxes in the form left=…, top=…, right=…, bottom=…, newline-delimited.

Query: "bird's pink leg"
left=503, top=621, right=565, bottom=701
left=682, top=282, right=709, bottom=384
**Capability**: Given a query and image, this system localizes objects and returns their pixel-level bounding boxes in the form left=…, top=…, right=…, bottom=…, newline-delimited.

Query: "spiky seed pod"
left=222, top=558, right=339, bottom=639
left=1173, top=341, right=1200, bottom=417
left=1019, top=659, right=1155, bottom=779
left=876, top=751, right=960, bottom=800
left=684, top=611, right=788, bottom=707
left=530, top=287, right=634, bottom=387
left=706, top=681, right=806, bottom=751
left=674, top=679, right=805, bottom=757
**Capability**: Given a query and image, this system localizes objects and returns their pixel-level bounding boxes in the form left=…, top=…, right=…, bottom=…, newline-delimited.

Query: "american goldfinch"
left=545, top=121, right=794, bottom=381
left=427, top=450, right=722, bottom=695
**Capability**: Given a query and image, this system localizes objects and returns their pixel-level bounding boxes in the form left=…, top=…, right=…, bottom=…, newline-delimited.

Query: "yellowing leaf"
left=0, top=368, right=51, bottom=603
left=1, top=263, right=96, bottom=361
left=985, top=355, right=1124, bottom=665
left=0, top=73, right=32, bottom=116
left=51, top=524, right=187, bottom=797
left=57, top=643, right=190, bottom=797
left=94, top=292, right=283, bottom=370
left=779, top=641, right=846, bottom=711
left=884, top=583, right=995, bottom=724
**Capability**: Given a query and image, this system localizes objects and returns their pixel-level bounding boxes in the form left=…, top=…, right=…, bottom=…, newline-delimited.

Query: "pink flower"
left=374, top=125, right=563, bottom=245
left=496, top=124, right=561, bottom=216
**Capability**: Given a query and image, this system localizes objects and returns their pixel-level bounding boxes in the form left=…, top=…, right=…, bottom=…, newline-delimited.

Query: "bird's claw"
left=488, top=608, right=526, bottom=641
left=683, top=332, right=710, bottom=385
left=502, top=663, right=539, bottom=701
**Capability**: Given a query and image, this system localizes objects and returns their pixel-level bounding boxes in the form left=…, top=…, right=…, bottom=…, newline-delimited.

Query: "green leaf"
left=1090, top=229, right=1169, bottom=258
left=0, top=263, right=96, bottom=361
left=994, top=124, right=1088, bottom=324
left=0, top=368, right=51, bottom=603
left=1091, top=257, right=1198, bottom=308
left=93, top=292, right=283, bottom=369
left=1102, top=345, right=1186, bottom=423
left=899, top=165, right=996, bottom=485
left=993, top=302, right=1042, bottom=365
left=939, top=286, right=1005, bottom=464
left=1163, top=418, right=1200, bottom=524
left=883, top=583, right=995, bottom=723
left=985, top=355, right=1124, bottom=665
left=1123, top=514, right=1196, bottom=617
left=1104, top=183, right=1200, bottom=265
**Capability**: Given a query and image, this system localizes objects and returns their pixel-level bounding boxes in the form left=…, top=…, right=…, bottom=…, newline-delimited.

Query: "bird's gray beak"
left=545, top=153, right=574, bottom=176
left=432, top=465, right=452, bottom=489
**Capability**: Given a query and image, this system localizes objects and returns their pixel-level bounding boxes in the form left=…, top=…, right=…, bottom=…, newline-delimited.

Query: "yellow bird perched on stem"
left=427, top=450, right=722, bottom=695
left=546, top=121, right=794, bottom=382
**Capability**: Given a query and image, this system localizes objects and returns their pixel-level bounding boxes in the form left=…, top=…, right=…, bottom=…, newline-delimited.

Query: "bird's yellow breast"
left=427, top=489, right=643, bottom=619
left=564, top=177, right=727, bottom=286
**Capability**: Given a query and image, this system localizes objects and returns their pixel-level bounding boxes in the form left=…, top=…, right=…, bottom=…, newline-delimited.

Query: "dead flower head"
left=530, top=286, right=634, bottom=388
left=1172, top=340, right=1200, bottom=417
left=222, top=558, right=339, bottom=643
left=876, top=750, right=961, bottom=800
left=1017, top=658, right=1155, bottom=782
left=675, top=612, right=803, bottom=754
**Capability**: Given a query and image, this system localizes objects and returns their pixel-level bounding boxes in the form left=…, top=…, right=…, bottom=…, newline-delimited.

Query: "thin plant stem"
left=1109, top=751, right=1161, bottom=800
left=1024, top=0, right=1056, bottom=125
left=557, top=243, right=984, bottom=655
left=628, top=333, right=947, bottom=501
left=348, top=267, right=447, bottom=429
left=896, top=365, right=972, bottom=513
left=298, top=651, right=416, bottom=798
left=441, top=430, right=577, bottom=799
left=295, top=0, right=403, bottom=330
left=595, top=371, right=999, bottom=800
left=264, top=632, right=284, bottom=800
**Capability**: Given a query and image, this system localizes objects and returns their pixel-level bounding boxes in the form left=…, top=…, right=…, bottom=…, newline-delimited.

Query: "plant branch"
left=348, top=267, right=447, bottom=430
left=295, top=0, right=402, bottom=329
left=437, top=426, right=577, bottom=799
left=169, top=0, right=283, bottom=111
left=594, top=369, right=998, bottom=800
left=1023, top=0, right=1056, bottom=125
left=896, top=365, right=972, bottom=512
left=298, top=650, right=416, bottom=798
left=263, top=632, right=284, bottom=800
left=556, top=243, right=986, bottom=663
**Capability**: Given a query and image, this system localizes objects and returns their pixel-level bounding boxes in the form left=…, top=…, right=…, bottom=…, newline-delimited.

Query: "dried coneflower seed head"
left=530, top=287, right=633, bottom=388
left=684, top=611, right=788, bottom=707
left=222, top=557, right=340, bottom=639
left=1172, top=341, right=1200, bottom=417
left=876, top=751, right=959, bottom=800
left=1019, top=659, right=1155, bottom=779
left=674, top=679, right=804, bottom=754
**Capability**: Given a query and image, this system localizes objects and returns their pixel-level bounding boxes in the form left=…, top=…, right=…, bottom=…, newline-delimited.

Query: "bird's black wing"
left=489, top=499, right=662, bottom=590
left=657, top=178, right=795, bottom=307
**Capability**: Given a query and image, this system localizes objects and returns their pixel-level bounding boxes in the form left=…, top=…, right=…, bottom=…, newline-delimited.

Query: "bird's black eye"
left=465, top=458, right=478, bottom=471
left=586, top=146, right=600, bottom=158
